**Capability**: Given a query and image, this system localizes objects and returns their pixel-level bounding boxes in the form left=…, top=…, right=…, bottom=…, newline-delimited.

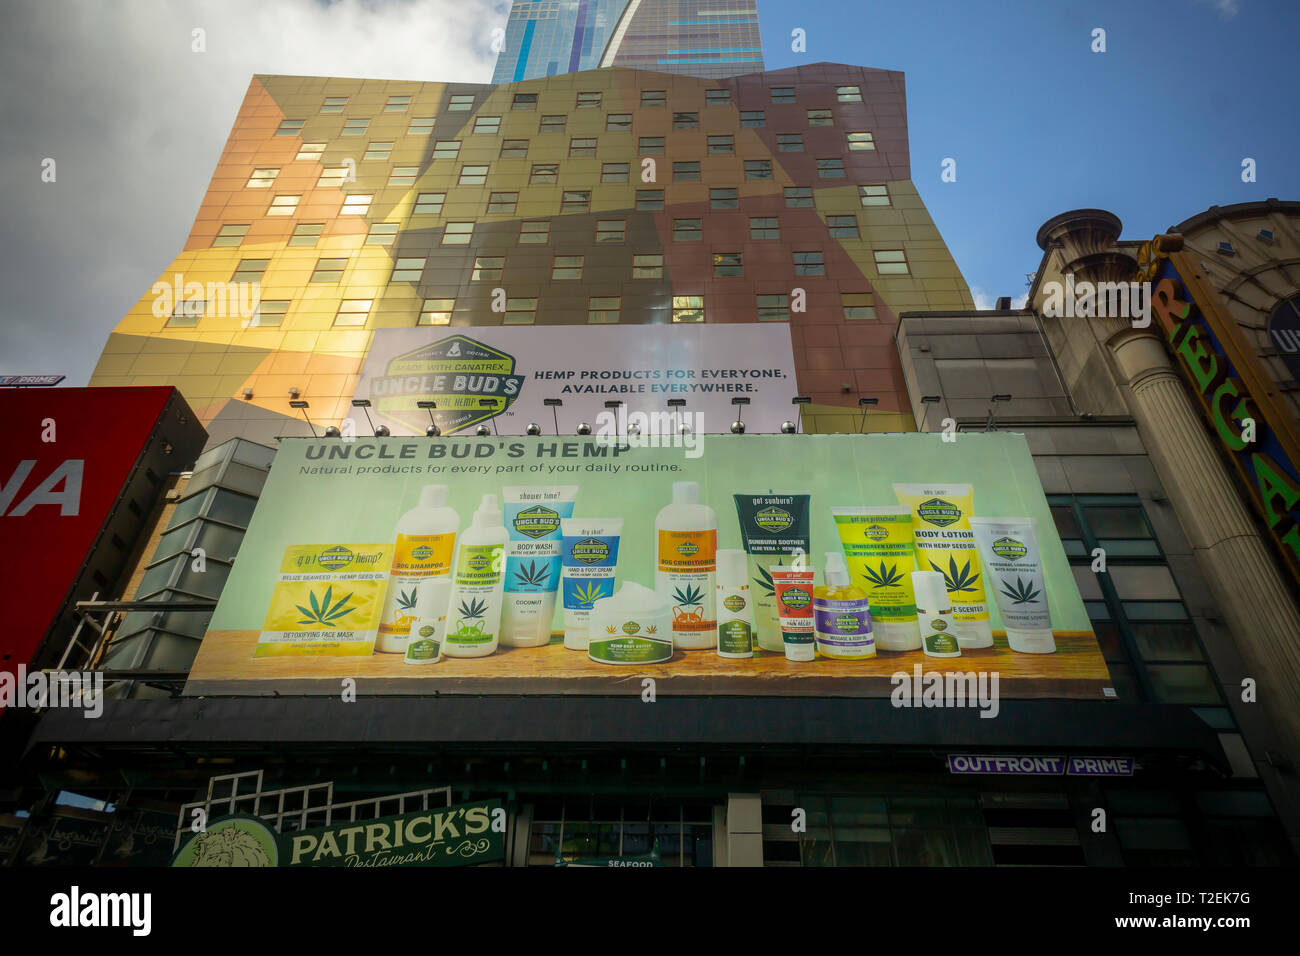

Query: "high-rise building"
left=492, top=0, right=763, bottom=83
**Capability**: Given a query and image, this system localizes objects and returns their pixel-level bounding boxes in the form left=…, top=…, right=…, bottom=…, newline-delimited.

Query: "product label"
left=257, top=543, right=392, bottom=657
left=405, top=633, right=440, bottom=662
left=561, top=533, right=620, bottom=612
left=718, top=620, right=753, bottom=655
left=445, top=544, right=504, bottom=646
left=659, top=529, right=717, bottom=632
left=813, top=596, right=874, bottom=657
left=834, top=513, right=918, bottom=624
left=589, top=635, right=674, bottom=664
left=504, top=497, right=574, bottom=596
left=379, top=532, right=455, bottom=640
left=923, top=626, right=961, bottom=655
left=901, top=487, right=991, bottom=627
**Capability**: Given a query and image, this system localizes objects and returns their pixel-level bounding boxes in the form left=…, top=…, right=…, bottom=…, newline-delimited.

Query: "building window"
left=414, top=192, right=445, bottom=215
left=818, top=158, right=845, bottom=178
left=166, top=299, right=204, bottom=327
left=504, top=298, right=538, bottom=325
left=859, top=184, right=890, bottom=206
left=757, top=294, right=790, bottom=321
left=777, top=133, right=804, bottom=152
left=512, top=92, right=538, bottom=110
left=642, top=90, right=666, bottom=107
left=389, top=166, right=418, bottom=186
left=639, top=136, right=665, bottom=155
left=432, top=140, right=461, bottom=160
left=637, top=189, right=664, bottom=210
left=459, top=165, right=489, bottom=185
left=672, top=296, right=704, bottom=323
left=710, top=187, right=738, bottom=209
left=366, top=222, right=399, bottom=245
left=251, top=299, right=289, bottom=328
left=334, top=299, right=372, bottom=326
left=295, top=142, right=325, bottom=161
left=569, top=137, right=597, bottom=157
left=606, top=113, right=632, bottom=131
left=530, top=163, right=559, bottom=184
left=408, top=117, right=435, bottom=135
left=589, top=297, right=621, bottom=323
left=419, top=298, right=455, bottom=326
left=321, top=96, right=347, bottom=113
left=442, top=222, right=473, bottom=245
left=744, top=160, right=773, bottom=180
left=364, top=141, right=393, bottom=160
left=673, top=218, right=702, bottom=241
left=212, top=224, right=248, bottom=247
left=317, top=166, right=349, bottom=188
left=596, top=220, right=626, bottom=243
left=471, top=256, right=504, bottom=281
left=633, top=254, right=664, bottom=279
left=231, top=259, right=268, bottom=282
left=705, top=89, right=731, bottom=106
left=807, top=109, right=834, bottom=127
left=473, top=115, right=501, bottom=134
left=576, top=91, right=602, bottom=109
left=561, top=191, right=591, bottom=213
left=770, top=87, right=795, bottom=103
left=385, top=94, right=411, bottom=113
left=447, top=94, right=475, bottom=111
left=673, top=111, right=699, bottom=130
left=848, top=131, right=875, bottom=151
left=874, top=249, right=909, bottom=274
left=750, top=216, right=780, bottom=239
left=713, top=252, right=743, bottom=277
left=794, top=251, right=826, bottom=276
left=552, top=255, right=584, bottom=280
left=339, top=194, right=371, bottom=216
left=342, top=118, right=369, bottom=136
left=519, top=220, right=550, bottom=244
left=673, top=161, right=701, bottom=182
left=487, top=192, right=519, bottom=214
left=275, top=119, right=305, bottom=136
left=707, top=135, right=734, bottom=154
left=500, top=139, right=529, bottom=158
left=602, top=162, right=630, bottom=183
left=740, top=110, right=766, bottom=127
left=246, top=168, right=279, bottom=188
left=828, top=214, right=859, bottom=238
left=540, top=114, right=566, bottom=133
left=841, top=292, right=876, bottom=320
left=785, top=186, right=814, bottom=207
left=390, top=257, right=426, bottom=282
left=311, top=258, right=348, bottom=282
left=289, top=223, right=323, bottom=246
left=837, top=85, right=863, bottom=102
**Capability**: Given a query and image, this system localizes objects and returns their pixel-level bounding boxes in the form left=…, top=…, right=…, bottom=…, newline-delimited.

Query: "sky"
left=1, top=0, right=1297, bottom=384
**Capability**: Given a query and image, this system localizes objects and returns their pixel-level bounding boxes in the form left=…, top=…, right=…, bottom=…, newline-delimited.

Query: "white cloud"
left=970, top=287, right=1028, bottom=310
left=1196, top=0, right=1241, bottom=19
left=0, top=0, right=506, bottom=385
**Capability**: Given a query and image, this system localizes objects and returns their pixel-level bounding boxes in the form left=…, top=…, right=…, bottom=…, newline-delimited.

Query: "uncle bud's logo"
left=571, top=537, right=610, bottom=565
left=411, top=545, right=435, bottom=562
left=622, top=621, right=642, bottom=635
left=677, top=540, right=699, bottom=557
left=315, top=546, right=354, bottom=571
left=755, top=506, right=793, bottom=533
left=835, top=614, right=861, bottom=632
left=782, top=587, right=811, bottom=611
left=514, top=505, right=559, bottom=539
left=991, top=536, right=1028, bottom=561
left=932, top=620, right=949, bottom=631
left=863, top=524, right=889, bottom=542
left=723, top=594, right=746, bottom=613
left=918, top=498, right=961, bottom=527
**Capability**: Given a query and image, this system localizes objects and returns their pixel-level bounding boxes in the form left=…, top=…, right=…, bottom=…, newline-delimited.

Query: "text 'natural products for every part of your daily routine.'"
left=913, top=570, right=961, bottom=658
left=970, top=516, right=1056, bottom=653
left=442, top=494, right=507, bottom=658
left=732, top=492, right=811, bottom=653
left=814, top=551, right=875, bottom=659
left=716, top=548, right=754, bottom=658
left=587, top=583, right=674, bottom=665
left=404, top=576, right=450, bottom=665
left=560, top=518, right=622, bottom=650
left=656, top=482, right=718, bottom=649
left=771, top=565, right=816, bottom=662
left=500, top=486, right=577, bottom=647
left=376, top=485, right=458, bottom=653
left=831, top=506, right=922, bottom=651
left=893, top=483, right=994, bottom=649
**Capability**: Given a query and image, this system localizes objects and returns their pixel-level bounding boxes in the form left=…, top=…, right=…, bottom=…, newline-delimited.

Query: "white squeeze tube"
left=560, top=518, right=623, bottom=650
left=500, top=485, right=578, bottom=647
left=969, top=517, right=1056, bottom=654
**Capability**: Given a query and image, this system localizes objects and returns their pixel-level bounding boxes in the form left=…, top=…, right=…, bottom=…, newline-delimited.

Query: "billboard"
left=187, top=433, right=1111, bottom=699
left=353, top=325, right=797, bottom=436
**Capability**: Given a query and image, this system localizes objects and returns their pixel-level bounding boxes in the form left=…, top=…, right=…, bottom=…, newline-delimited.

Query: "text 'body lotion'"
left=656, top=481, right=717, bottom=649
left=376, top=484, right=458, bottom=653
left=442, top=494, right=507, bottom=658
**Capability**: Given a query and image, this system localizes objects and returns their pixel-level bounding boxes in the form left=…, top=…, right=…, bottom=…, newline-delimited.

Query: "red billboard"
left=0, top=386, right=186, bottom=670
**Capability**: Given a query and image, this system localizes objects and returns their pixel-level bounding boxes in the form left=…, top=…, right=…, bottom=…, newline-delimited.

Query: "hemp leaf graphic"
left=513, top=560, right=551, bottom=588
left=931, top=556, right=980, bottom=593
left=296, top=586, right=355, bottom=627
left=862, top=561, right=904, bottom=588
left=999, top=576, right=1042, bottom=605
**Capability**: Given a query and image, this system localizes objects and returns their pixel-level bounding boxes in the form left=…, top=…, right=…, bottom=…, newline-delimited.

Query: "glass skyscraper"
left=491, top=0, right=763, bottom=83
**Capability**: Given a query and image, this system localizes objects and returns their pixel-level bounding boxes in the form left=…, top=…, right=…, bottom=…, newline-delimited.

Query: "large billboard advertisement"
left=186, top=432, right=1112, bottom=699
left=353, top=325, right=797, bottom=436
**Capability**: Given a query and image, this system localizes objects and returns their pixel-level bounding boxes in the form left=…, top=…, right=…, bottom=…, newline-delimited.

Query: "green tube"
left=733, top=491, right=811, bottom=652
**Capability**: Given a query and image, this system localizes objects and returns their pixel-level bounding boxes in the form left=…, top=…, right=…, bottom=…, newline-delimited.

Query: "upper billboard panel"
left=186, top=433, right=1111, bottom=699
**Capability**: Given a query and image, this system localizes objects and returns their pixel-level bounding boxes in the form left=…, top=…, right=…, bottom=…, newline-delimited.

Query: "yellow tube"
left=892, top=483, right=993, bottom=648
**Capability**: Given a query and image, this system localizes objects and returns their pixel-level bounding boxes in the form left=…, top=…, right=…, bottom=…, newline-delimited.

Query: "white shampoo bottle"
left=655, top=481, right=718, bottom=650
left=377, top=484, right=459, bottom=653
left=442, top=494, right=507, bottom=658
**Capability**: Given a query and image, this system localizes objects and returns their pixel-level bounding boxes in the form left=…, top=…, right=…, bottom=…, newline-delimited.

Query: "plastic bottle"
left=814, top=551, right=875, bottom=660
left=404, top=577, right=450, bottom=665
left=655, top=481, right=718, bottom=649
left=716, top=548, right=754, bottom=658
left=377, top=484, right=458, bottom=653
left=913, top=570, right=961, bottom=658
left=442, top=494, right=507, bottom=658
